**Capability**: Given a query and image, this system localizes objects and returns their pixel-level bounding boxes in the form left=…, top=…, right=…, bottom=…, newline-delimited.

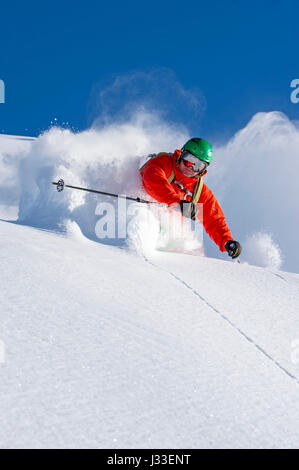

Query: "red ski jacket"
left=140, top=150, right=233, bottom=252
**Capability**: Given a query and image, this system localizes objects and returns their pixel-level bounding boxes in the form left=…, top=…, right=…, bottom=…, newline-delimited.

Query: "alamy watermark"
left=0, top=340, right=5, bottom=364
left=94, top=197, right=203, bottom=243
left=291, top=338, right=299, bottom=365
left=0, top=79, right=5, bottom=104
left=290, top=79, right=299, bottom=104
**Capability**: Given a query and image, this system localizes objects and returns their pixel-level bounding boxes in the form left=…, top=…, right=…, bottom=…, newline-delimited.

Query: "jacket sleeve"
left=141, top=156, right=181, bottom=205
left=198, top=184, right=233, bottom=252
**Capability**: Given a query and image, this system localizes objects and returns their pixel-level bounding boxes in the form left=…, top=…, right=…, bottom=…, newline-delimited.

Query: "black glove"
left=179, top=201, right=198, bottom=221
left=225, top=240, right=242, bottom=259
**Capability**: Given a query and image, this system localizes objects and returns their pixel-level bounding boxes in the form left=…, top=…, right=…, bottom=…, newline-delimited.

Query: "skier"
left=140, top=138, right=241, bottom=259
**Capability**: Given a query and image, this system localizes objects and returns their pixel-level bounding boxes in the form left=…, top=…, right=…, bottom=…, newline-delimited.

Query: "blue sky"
left=0, top=0, right=298, bottom=140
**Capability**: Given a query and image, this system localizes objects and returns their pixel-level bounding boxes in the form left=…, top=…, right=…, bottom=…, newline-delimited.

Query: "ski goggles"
left=181, top=151, right=208, bottom=172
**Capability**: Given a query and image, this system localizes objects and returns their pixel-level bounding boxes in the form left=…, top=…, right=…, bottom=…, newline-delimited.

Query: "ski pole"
left=52, top=179, right=158, bottom=204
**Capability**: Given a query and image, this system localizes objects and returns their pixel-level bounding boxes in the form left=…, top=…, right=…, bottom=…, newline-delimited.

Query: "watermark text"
left=0, top=79, right=5, bottom=104
left=94, top=197, right=203, bottom=245
left=290, top=79, right=299, bottom=104
left=0, top=340, right=5, bottom=364
left=291, top=338, right=299, bottom=364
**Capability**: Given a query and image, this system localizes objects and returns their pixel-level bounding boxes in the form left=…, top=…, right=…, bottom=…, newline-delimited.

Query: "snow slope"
left=1, top=122, right=299, bottom=449
left=1, top=216, right=299, bottom=449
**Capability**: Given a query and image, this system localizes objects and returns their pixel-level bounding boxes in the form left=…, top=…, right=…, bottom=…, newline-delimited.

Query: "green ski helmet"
left=181, top=138, right=213, bottom=165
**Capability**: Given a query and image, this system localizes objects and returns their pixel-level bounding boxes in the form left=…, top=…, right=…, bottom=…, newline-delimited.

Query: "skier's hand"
left=225, top=240, right=242, bottom=259
left=179, top=201, right=198, bottom=221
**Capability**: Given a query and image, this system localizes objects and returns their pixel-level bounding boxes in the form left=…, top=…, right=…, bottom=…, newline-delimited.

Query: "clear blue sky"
left=0, top=0, right=298, bottom=140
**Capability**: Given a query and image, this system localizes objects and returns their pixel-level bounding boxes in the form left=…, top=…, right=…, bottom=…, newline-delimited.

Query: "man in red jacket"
left=140, top=138, right=241, bottom=258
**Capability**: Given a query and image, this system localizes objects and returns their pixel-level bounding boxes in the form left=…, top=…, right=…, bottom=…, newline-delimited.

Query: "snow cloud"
left=205, top=111, right=299, bottom=273
left=0, top=135, right=33, bottom=205
left=242, top=232, right=283, bottom=270
left=0, top=99, right=299, bottom=272
left=88, top=68, right=206, bottom=131
left=0, top=111, right=189, bottom=247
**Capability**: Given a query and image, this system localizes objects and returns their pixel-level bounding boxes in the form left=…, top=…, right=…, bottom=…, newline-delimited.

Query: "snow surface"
left=1, top=212, right=299, bottom=448
left=1, top=121, right=299, bottom=449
